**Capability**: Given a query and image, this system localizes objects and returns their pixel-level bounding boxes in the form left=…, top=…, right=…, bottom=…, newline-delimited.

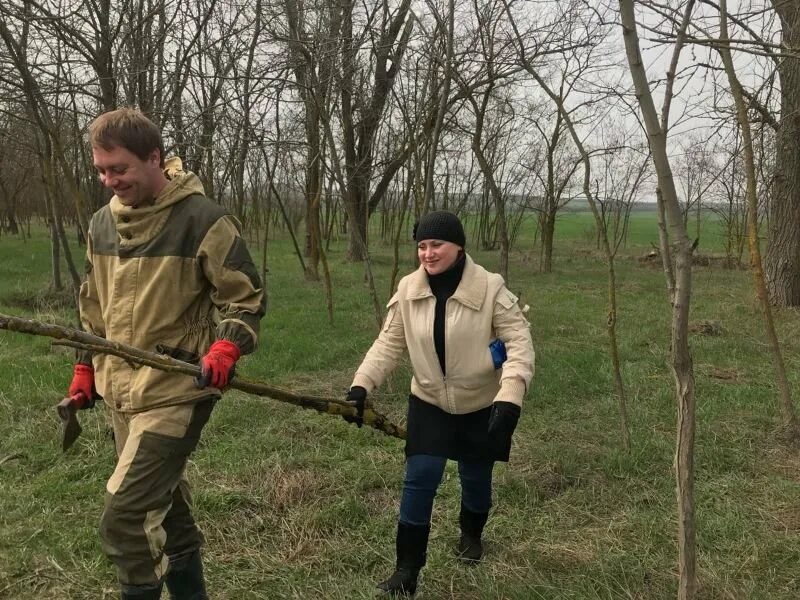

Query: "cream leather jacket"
left=352, top=255, right=534, bottom=414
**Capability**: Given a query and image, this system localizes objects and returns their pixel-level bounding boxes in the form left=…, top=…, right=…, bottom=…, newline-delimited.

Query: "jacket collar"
left=109, top=158, right=205, bottom=247
left=405, top=254, right=487, bottom=310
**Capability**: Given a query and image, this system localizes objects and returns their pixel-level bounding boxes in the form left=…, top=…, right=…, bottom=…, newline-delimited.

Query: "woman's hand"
left=343, top=386, right=367, bottom=427
left=487, top=401, right=521, bottom=459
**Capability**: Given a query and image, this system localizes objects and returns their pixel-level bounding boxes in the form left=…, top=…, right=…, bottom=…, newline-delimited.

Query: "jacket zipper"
left=442, top=297, right=452, bottom=412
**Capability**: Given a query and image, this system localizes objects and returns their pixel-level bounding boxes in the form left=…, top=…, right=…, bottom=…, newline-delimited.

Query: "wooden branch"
left=0, top=313, right=406, bottom=440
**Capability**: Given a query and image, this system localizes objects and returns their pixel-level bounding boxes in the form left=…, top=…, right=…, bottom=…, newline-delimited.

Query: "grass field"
left=1, top=210, right=799, bottom=599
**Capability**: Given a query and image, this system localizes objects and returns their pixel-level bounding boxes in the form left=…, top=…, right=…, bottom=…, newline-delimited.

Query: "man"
left=67, top=108, right=266, bottom=599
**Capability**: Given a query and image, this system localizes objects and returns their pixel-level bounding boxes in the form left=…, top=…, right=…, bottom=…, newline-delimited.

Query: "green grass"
left=1, top=212, right=799, bottom=599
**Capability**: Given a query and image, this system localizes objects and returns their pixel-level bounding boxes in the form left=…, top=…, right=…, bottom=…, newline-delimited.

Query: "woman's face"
left=417, top=239, right=462, bottom=275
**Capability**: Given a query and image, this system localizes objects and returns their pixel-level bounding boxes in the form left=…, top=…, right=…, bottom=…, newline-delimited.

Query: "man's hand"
left=68, top=364, right=95, bottom=402
left=487, top=401, right=521, bottom=459
left=343, top=386, right=367, bottom=427
left=196, top=340, right=241, bottom=389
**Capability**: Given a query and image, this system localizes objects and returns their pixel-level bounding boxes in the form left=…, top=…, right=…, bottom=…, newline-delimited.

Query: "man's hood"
left=110, top=157, right=205, bottom=214
left=109, top=157, right=206, bottom=247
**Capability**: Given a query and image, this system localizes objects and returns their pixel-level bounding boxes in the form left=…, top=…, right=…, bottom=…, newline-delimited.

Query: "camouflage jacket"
left=79, top=159, right=266, bottom=412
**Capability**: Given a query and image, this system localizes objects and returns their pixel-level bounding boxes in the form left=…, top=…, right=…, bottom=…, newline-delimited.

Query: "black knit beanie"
left=413, top=211, right=466, bottom=248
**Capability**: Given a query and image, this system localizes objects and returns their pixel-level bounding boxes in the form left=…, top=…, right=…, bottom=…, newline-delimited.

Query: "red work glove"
left=68, top=364, right=94, bottom=401
left=68, top=364, right=98, bottom=408
left=196, top=340, right=241, bottom=389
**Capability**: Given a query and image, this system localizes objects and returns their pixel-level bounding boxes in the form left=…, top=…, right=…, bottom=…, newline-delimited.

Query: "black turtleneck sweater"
left=426, top=253, right=466, bottom=376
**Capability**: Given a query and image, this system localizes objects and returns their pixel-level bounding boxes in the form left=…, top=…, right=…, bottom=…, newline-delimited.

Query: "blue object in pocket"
left=489, top=338, right=507, bottom=369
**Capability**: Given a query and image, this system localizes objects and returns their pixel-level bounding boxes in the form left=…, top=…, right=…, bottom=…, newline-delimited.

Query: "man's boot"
left=164, top=550, right=208, bottom=600
left=120, top=582, right=163, bottom=600
left=377, top=522, right=430, bottom=596
left=457, top=503, right=489, bottom=564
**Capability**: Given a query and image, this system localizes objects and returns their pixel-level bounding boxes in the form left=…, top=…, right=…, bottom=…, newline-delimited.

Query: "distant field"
left=1, top=211, right=798, bottom=599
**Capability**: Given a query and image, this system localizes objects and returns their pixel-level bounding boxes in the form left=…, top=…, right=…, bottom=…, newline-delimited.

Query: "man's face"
left=92, top=145, right=161, bottom=207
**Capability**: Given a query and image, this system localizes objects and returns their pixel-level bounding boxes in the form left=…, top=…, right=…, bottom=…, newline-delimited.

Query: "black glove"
left=487, top=401, right=521, bottom=461
left=343, top=386, right=367, bottom=427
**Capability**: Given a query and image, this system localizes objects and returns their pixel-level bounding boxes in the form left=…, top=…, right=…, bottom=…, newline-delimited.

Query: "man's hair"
left=88, top=108, right=165, bottom=166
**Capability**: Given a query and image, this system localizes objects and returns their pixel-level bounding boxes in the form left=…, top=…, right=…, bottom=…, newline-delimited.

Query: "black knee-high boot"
left=457, top=503, right=489, bottom=564
left=164, top=550, right=208, bottom=600
left=377, top=522, right=430, bottom=596
left=120, top=582, right=163, bottom=600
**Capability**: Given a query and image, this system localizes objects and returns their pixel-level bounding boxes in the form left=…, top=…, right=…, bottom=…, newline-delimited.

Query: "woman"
left=346, top=211, right=534, bottom=596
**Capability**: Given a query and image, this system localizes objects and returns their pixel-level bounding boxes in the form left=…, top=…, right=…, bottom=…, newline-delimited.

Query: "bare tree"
left=594, top=135, right=652, bottom=251
left=618, top=0, right=700, bottom=596
left=764, top=0, right=800, bottom=306
left=281, top=0, right=341, bottom=279
left=710, top=129, right=748, bottom=268
left=0, top=7, right=91, bottom=238
left=453, top=0, right=517, bottom=281
left=716, top=0, right=798, bottom=439
left=676, top=135, right=721, bottom=243
left=503, top=0, right=632, bottom=452
left=337, top=0, right=415, bottom=261
left=507, top=5, right=605, bottom=274
left=0, top=113, right=37, bottom=237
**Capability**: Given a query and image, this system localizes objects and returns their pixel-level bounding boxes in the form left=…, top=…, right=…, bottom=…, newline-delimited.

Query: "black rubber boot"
left=164, top=550, right=208, bottom=600
left=457, top=503, right=489, bottom=564
left=120, top=582, right=163, bottom=599
left=377, top=522, right=430, bottom=596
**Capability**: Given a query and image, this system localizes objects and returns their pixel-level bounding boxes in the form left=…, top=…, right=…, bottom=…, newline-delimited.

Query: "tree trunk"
left=656, top=188, right=676, bottom=298
left=765, top=1, right=800, bottom=306
left=7, top=214, right=19, bottom=236
left=389, top=169, right=414, bottom=297
left=717, top=1, right=799, bottom=438
left=55, top=212, right=81, bottom=291
left=44, top=182, right=62, bottom=292
left=49, top=217, right=62, bottom=291
left=284, top=0, right=325, bottom=279
left=305, top=184, right=322, bottom=279
left=345, top=191, right=368, bottom=261
left=310, top=185, right=334, bottom=324
left=340, top=0, right=413, bottom=262
left=541, top=211, right=555, bottom=273
left=619, top=0, right=698, bottom=597
left=303, top=115, right=323, bottom=279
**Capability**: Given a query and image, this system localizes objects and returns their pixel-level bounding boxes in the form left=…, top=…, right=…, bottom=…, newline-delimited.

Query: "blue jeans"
left=399, top=454, right=494, bottom=526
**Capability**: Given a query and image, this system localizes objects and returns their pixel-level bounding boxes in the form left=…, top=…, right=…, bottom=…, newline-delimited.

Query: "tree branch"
left=0, top=313, right=405, bottom=440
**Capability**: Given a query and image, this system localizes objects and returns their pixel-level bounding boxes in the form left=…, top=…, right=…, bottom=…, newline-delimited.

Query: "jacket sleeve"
left=492, top=286, right=534, bottom=407
left=77, top=228, right=105, bottom=365
left=197, top=215, right=266, bottom=355
left=351, top=294, right=407, bottom=392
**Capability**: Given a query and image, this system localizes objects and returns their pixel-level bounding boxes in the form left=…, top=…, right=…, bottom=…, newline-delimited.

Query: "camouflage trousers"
left=99, top=398, right=215, bottom=587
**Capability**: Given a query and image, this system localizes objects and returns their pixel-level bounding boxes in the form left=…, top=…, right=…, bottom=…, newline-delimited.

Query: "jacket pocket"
left=496, top=288, right=519, bottom=310
left=383, top=294, right=400, bottom=332
left=155, top=343, right=201, bottom=365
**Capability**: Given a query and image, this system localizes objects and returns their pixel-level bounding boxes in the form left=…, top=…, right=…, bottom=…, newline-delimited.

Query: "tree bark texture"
left=618, top=0, right=697, bottom=597
left=717, top=1, right=798, bottom=437
left=765, top=1, right=800, bottom=306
